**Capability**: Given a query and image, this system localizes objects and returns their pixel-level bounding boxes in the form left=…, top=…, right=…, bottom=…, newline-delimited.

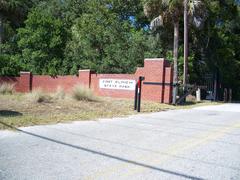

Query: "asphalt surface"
left=0, top=103, right=240, bottom=180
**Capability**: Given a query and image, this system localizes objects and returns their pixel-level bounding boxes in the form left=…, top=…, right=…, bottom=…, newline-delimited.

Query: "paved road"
left=0, top=104, right=240, bottom=180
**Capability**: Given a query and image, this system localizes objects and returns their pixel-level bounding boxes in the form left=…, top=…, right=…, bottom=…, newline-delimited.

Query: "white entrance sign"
left=99, top=79, right=136, bottom=90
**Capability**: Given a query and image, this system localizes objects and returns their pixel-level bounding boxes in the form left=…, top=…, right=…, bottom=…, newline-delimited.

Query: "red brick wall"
left=163, top=67, right=173, bottom=103
left=32, top=75, right=80, bottom=92
left=0, top=58, right=173, bottom=103
left=0, top=77, right=19, bottom=84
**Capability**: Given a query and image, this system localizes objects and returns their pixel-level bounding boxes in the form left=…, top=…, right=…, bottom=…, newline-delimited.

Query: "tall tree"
left=0, top=0, right=36, bottom=43
left=143, top=0, right=204, bottom=103
left=106, top=0, right=148, bottom=28
left=17, top=8, right=66, bottom=75
left=184, top=0, right=206, bottom=88
left=183, top=0, right=188, bottom=89
left=64, top=0, right=147, bottom=74
left=143, top=0, right=183, bottom=104
left=198, top=0, right=240, bottom=99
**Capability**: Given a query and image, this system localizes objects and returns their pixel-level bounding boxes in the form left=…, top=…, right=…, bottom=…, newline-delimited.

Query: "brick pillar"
left=19, top=72, right=32, bottom=93
left=78, top=70, right=92, bottom=88
left=163, top=67, right=173, bottom=104
left=141, top=58, right=165, bottom=103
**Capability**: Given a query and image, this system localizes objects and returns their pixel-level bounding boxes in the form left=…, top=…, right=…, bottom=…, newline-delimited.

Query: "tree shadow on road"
left=0, top=121, right=204, bottom=180
left=0, top=110, right=23, bottom=117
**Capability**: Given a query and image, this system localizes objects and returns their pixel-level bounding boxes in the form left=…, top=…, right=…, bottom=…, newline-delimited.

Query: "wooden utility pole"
left=183, top=0, right=188, bottom=90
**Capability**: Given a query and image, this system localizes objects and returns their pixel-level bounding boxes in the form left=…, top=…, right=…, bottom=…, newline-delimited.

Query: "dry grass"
left=0, top=94, right=134, bottom=129
left=26, top=87, right=66, bottom=103
left=72, top=84, right=98, bottom=101
left=0, top=83, right=15, bottom=94
left=25, top=89, right=52, bottom=103
left=0, top=93, right=221, bottom=130
left=53, top=86, right=65, bottom=100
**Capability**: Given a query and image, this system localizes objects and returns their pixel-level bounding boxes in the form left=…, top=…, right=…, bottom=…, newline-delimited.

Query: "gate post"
left=18, top=72, right=32, bottom=93
left=137, top=76, right=144, bottom=112
left=134, top=83, right=138, bottom=110
left=78, top=70, right=92, bottom=88
left=134, top=76, right=145, bottom=112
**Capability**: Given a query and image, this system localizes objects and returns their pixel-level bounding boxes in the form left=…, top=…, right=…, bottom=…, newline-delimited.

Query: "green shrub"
left=0, top=83, right=15, bottom=94
left=26, top=89, right=52, bottom=103
left=72, top=85, right=98, bottom=101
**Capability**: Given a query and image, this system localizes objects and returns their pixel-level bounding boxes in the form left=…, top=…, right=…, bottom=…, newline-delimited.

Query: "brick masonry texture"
left=0, top=58, right=173, bottom=103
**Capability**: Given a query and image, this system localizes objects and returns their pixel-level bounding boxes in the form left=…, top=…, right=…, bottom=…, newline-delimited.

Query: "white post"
left=196, top=88, right=201, bottom=102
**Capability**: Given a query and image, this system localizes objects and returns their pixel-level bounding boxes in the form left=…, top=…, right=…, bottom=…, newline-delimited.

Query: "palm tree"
left=183, top=0, right=188, bottom=90
left=143, top=0, right=183, bottom=104
left=183, top=0, right=205, bottom=90
left=143, top=0, right=204, bottom=104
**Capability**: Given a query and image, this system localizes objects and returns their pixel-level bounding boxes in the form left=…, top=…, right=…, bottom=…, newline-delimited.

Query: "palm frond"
left=162, top=0, right=170, bottom=6
left=150, top=15, right=163, bottom=31
left=188, top=0, right=201, bottom=15
left=188, top=0, right=208, bottom=29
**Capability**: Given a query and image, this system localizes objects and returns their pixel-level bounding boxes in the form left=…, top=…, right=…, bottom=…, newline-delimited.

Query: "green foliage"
left=1, top=0, right=148, bottom=76
left=0, top=42, right=21, bottom=76
left=64, top=1, right=147, bottom=74
left=17, top=8, right=66, bottom=75
left=0, top=55, right=20, bottom=76
left=0, top=0, right=38, bottom=30
left=144, top=26, right=173, bottom=58
left=190, top=0, right=240, bottom=99
left=106, top=0, right=148, bottom=28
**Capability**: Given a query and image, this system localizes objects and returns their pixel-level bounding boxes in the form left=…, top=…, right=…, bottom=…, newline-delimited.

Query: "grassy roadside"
left=0, top=93, right=221, bottom=130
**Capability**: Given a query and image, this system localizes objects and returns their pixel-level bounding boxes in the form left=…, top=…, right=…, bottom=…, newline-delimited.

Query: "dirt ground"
left=0, top=94, right=218, bottom=130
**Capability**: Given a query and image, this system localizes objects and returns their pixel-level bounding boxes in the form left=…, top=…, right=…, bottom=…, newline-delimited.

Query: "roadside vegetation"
left=72, top=84, right=98, bottom=102
left=0, top=83, right=15, bottom=94
left=0, top=83, right=220, bottom=130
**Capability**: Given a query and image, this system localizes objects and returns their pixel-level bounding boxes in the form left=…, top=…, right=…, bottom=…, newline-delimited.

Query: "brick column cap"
left=78, top=69, right=91, bottom=72
left=144, top=58, right=165, bottom=61
left=20, top=71, right=31, bottom=74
